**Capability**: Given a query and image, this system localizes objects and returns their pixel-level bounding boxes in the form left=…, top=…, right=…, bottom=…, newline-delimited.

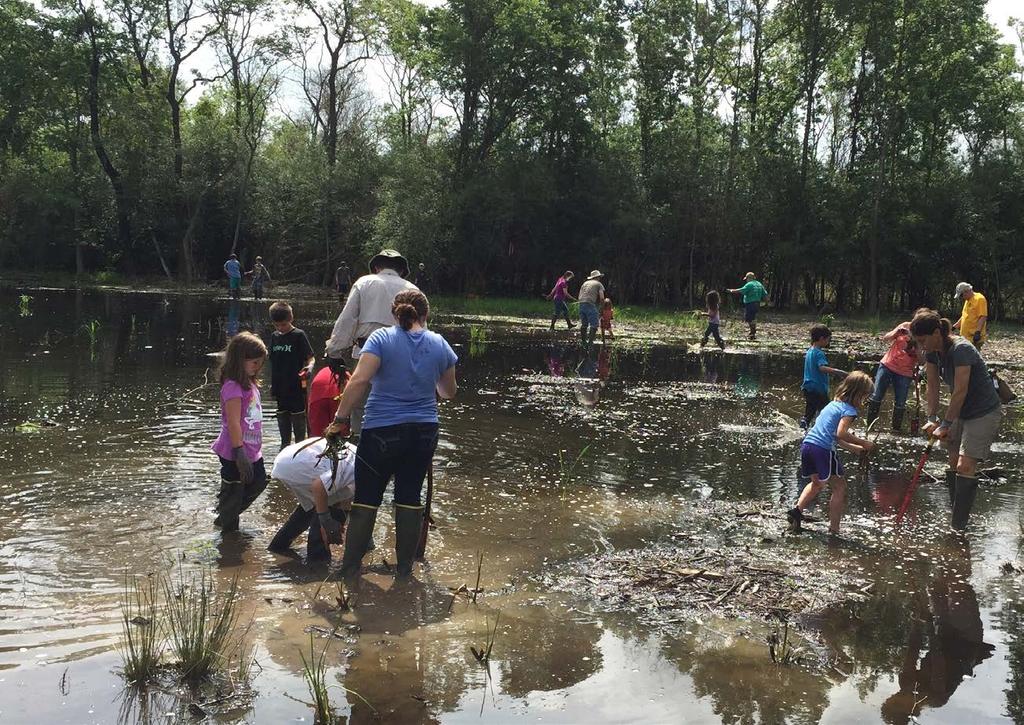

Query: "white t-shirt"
left=270, top=439, right=356, bottom=511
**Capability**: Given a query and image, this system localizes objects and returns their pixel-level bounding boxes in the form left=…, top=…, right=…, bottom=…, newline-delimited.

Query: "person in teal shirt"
left=727, top=272, right=768, bottom=341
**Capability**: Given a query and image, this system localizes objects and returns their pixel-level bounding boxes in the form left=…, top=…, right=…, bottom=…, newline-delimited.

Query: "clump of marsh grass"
left=301, top=634, right=335, bottom=723
left=164, top=569, right=241, bottom=682
left=119, top=573, right=163, bottom=685
left=470, top=611, right=501, bottom=664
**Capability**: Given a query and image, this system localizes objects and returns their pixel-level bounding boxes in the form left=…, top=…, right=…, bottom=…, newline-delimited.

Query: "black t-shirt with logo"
left=270, top=328, right=314, bottom=400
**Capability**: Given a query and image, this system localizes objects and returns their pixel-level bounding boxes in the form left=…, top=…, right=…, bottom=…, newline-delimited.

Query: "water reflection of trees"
left=494, top=605, right=601, bottom=697
left=661, top=634, right=831, bottom=725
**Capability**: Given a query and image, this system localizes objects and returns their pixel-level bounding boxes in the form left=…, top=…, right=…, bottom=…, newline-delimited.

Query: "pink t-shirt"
left=880, top=324, right=916, bottom=379
left=211, top=380, right=263, bottom=461
left=551, top=277, right=569, bottom=301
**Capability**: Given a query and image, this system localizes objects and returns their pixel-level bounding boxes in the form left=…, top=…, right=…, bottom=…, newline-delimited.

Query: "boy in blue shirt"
left=800, top=324, right=847, bottom=430
left=787, top=371, right=877, bottom=536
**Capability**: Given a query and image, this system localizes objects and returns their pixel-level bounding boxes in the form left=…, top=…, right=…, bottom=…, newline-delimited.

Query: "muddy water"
left=1, top=288, right=1022, bottom=724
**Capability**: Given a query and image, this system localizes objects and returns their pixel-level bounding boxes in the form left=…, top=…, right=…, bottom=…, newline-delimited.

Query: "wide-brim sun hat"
left=744, top=272, right=756, bottom=280
left=369, top=248, right=409, bottom=277
left=955, top=282, right=972, bottom=297
left=587, top=270, right=604, bottom=280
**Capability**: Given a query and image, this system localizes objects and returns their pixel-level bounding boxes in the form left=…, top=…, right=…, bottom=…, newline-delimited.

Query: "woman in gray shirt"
left=911, top=309, right=1002, bottom=530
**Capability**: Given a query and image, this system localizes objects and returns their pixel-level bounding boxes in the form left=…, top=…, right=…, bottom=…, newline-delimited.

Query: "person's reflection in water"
left=545, top=343, right=567, bottom=378
left=869, top=468, right=914, bottom=516
left=574, top=350, right=602, bottom=407
left=701, top=350, right=723, bottom=385
left=226, top=299, right=240, bottom=338
left=597, top=345, right=611, bottom=381
left=881, top=538, right=995, bottom=724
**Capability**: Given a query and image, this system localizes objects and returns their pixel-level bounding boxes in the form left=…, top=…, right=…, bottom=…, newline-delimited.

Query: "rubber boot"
left=292, top=413, right=307, bottom=443
left=891, top=407, right=905, bottom=433
left=945, top=469, right=957, bottom=507
left=951, top=475, right=979, bottom=531
left=340, top=504, right=378, bottom=577
left=394, top=505, right=425, bottom=576
left=866, top=400, right=881, bottom=427
left=277, top=412, right=292, bottom=446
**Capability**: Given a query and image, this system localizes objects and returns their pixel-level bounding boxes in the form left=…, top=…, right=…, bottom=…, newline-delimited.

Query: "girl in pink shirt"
left=211, top=331, right=268, bottom=531
left=866, top=321, right=918, bottom=432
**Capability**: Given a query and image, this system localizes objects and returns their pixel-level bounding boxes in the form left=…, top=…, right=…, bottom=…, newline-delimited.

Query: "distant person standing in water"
left=334, top=263, right=352, bottom=304
left=414, top=263, right=431, bottom=292
left=727, top=272, right=768, bottom=341
left=952, top=282, right=988, bottom=350
left=224, top=254, right=242, bottom=299
left=698, top=290, right=725, bottom=350
left=325, top=249, right=418, bottom=436
left=248, top=256, right=271, bottom=300
left=546, top=270, right=576, bottom=330
left=577, top=270, right=606, bottom=345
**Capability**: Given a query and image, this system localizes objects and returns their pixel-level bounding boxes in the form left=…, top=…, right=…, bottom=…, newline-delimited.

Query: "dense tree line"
left=2, top=0, right=1023, bottom=314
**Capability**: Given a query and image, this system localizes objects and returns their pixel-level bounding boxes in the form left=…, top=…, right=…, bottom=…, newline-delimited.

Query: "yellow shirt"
left=958, top=292, right=988, bottom=340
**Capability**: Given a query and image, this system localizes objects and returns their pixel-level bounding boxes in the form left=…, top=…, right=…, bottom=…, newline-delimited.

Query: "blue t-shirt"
left=224, top=259, right=241, bottom=279
left=361, top=326, right=458, bottom=429
left=803, top=401, right=858, bottom=450
left=801, top=346, right=829, bottom=394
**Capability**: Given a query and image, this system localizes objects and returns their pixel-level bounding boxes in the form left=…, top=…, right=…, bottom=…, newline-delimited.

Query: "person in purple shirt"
left=546, top=270, right=576, bottom=330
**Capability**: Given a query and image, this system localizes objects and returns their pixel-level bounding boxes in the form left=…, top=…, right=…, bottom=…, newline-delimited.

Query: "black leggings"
left=353, top=423, right=439, bottom=507
left=802, top=390, right=829, bottom=424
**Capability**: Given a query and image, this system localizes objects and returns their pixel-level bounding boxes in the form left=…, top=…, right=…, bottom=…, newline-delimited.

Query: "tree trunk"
left=83, top=10, right=132, bottom=257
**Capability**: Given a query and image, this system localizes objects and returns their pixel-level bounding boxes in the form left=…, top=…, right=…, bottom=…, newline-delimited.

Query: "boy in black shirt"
left=269, top=301, right=315, bottom=446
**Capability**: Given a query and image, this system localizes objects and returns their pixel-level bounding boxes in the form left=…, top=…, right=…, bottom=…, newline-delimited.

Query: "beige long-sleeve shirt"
left=326, top=269, right=419, bottom=358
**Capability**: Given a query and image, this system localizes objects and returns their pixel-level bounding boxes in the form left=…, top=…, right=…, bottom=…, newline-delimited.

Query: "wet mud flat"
left=2, top=287, right=1024, bottom=724
left=548, top=502, right=872, bottom=633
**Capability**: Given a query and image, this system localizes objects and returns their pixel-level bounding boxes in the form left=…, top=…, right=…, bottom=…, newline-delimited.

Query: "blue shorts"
left=553, top=299, right=570, bottom=317
left=800, top=442, right=843, bottom=481
left=229, top=277, right=241, bottom=290
left=744, top=301, right=760, bottom=322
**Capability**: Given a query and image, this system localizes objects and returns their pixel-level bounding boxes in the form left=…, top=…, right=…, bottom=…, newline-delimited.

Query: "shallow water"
left=0, top=288, right=1022, bottom=724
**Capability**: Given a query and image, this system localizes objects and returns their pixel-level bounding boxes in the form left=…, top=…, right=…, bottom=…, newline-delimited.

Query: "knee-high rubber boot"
left=945, top=469, right=957, bottom=507
left=952, top=475, right=979, bottom=531
left=277, top=412, right=292, bottom=446
left=866, top=400, right=881, bottom=427
left=292, top=413, right=307, bottom=443
left=395, top=505, right=424, bottom=576
left=340, top=504, right=378, bottom=577
left=891, top=407, right=905, bottom=433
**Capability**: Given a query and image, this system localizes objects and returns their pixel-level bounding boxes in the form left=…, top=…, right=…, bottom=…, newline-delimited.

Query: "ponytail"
left=392, top=290, right=429, bottom=330
left=910, top=308, right=953, bottom=347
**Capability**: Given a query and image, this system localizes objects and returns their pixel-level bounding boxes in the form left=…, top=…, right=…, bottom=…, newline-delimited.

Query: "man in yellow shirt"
left=952, top=282, right=988, bottom=349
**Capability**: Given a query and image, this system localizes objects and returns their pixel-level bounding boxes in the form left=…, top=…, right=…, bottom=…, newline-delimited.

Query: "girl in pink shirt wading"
left=866, top=321, right=918, bottom=432
left=211, top=331, right=268, bottom=531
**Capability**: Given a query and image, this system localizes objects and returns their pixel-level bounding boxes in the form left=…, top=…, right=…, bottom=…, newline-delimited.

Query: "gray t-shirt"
left=926, top=338, right=1000, bottom=419
left=578, top=280, right=605, bottom=305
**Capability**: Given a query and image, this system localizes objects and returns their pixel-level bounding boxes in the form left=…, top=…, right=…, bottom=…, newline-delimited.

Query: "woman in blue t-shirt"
left=787, top=371, right=877, bottom=536
left=328, top=290, right=458, bottom=577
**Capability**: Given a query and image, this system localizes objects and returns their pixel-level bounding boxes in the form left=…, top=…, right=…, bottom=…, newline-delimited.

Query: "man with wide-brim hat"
left=951, top=282, right=988, bottom=350
left=325, top=248, right=418, bottom=435
left=577, top=270, right=606, bottom=346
